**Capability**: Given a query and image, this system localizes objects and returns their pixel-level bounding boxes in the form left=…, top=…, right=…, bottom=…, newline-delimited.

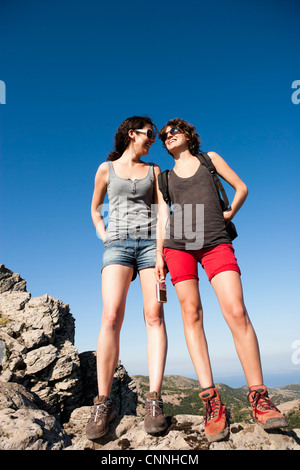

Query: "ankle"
left=201, top=384, right=215, bottom=392
left=249, top=384, right=267, bottom=392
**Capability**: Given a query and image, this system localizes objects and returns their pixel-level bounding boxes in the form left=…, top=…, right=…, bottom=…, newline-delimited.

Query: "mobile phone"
left=156, top=282, right=167, bottom=303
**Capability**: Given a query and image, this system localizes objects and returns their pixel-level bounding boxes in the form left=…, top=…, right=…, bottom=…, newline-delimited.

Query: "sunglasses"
left=134, top=128, right=155, bottom=139
left=161, top=127, right=181, bottom=143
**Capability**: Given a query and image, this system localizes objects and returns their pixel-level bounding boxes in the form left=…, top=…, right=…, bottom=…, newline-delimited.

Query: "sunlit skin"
left=91, top=125, right=167, bottom=397
left=155, top=126, right=263, bottom=389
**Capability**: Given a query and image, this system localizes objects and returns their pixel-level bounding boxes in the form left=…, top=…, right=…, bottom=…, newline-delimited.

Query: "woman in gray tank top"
left=86, top=116, right=168, bottom=440
left=156, top=118, right=287, bottom=443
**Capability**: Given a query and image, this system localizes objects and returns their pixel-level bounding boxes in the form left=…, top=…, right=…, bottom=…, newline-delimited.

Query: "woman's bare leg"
left=211, top=270, right=263, bottom=387
left=174, top=279, right=214, bottom=389
left=139, top=268, right=167, bottom=395
left=97, top=264, right=134, bottom=397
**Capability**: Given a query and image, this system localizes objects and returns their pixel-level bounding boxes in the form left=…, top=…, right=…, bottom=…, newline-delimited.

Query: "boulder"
left=0, top=381, right=71, bottom=450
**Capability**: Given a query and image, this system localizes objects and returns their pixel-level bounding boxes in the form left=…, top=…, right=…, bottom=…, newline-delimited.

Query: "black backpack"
left=157, top=152, right=238, bottom=241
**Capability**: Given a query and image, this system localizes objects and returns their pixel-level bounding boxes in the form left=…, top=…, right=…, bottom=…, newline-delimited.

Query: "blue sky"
left=1, top=0, right=299, bottom=388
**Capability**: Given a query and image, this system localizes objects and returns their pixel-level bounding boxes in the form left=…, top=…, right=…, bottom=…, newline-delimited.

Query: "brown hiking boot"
left=247, top=385, right=288, bottom=430
left=86, top=395, right=116, bottom=440
left=144, top=391, right=168, bottom=434
left=199, top=387, right=229, bottom=443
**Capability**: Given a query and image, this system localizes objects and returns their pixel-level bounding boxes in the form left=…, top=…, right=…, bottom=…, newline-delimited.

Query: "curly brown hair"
left=159, top=118, right=201, bottom=156
left=107, top=116, right=158, bottom=161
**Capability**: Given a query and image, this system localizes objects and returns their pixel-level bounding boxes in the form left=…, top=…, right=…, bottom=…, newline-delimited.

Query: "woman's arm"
left=208, top=151, right=248, bottom=223
left=91, top=162, right=109, bottom=242
left=153, top=165, right=170, bottom=282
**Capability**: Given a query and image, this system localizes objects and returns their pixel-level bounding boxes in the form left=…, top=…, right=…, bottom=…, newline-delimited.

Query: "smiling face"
left=159, top=118, right=201, bottom=157
left=164, top=126, right=189, bottom=155
left=131, top=124, right=155, bottom=156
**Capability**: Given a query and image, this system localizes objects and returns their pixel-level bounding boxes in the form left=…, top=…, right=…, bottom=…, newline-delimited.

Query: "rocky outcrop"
left=0, top=265, right=138, bottom=449
left=0, top=265, right=27, bottom=294
left=0, top=381, right=71, bottom=450
left=1, top=265, right=300, bottom=451
left=63, top=409, right=300, bottom=451
left=0, top=265, right=81, bottom=421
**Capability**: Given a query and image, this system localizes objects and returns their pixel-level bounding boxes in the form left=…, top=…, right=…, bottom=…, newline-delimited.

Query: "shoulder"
left=96, top=161, right=109, bottom=174
left=207, top=151, right=222, bottom=162
left=95, top=161, right=109, bottom=183
left=150, top=163, right=162, bottom=178
left=206, top=151, right=228, bottom=171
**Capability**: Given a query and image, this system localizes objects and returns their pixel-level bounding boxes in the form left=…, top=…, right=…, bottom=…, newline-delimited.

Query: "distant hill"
left=132, top=375, right=300, bottom=430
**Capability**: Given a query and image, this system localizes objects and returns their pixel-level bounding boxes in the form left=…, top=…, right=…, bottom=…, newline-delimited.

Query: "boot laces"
left=204, top=395, right=221, bottom=421
left=91, top=402, right=109, bottom=423
left=250, top=390, right=280, bottom=417
left=145, top=398, right=164, bottom=418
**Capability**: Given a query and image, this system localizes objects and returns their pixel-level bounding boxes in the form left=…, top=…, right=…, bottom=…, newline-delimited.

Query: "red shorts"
left=163, top=243, right=241, bottom=284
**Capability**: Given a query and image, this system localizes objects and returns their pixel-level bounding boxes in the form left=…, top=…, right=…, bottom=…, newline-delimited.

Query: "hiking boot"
left=247, top=385, right=288, bottom=430
left=86, top=395, right=116, bottom=440
left=144, top=391, right=168, bottom=434
left=199, top=387, right=229, bottom=443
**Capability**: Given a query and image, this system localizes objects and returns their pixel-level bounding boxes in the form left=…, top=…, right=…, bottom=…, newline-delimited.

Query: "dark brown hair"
left=159, top=118, right=201, bottom=156
left=107, top=116, right=158, bottom=161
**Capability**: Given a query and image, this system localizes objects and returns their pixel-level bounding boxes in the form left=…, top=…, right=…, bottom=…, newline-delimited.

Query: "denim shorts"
left=101, top=237, right=157, bottom=281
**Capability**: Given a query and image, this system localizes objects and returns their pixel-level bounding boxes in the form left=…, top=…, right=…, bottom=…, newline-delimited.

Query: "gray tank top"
left=163, top=163, right=231, bottom=250
left=105, top=161, right=157, bottom=241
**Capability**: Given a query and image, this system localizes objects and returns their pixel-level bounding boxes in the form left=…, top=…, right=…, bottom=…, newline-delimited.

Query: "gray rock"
left=64, top=409, right=300, bottom=451
left=0, top=382, right=71, bottom=450
left=0, top=265, right=27, bottom=294
left=0, top=266, right=82, bottom=420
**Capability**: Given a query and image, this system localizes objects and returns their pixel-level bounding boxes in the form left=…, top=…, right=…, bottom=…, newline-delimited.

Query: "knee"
left=102, top=308, right=123, bottom=331
left=144, top=305, right=165, bottom=328
left=181, top=303, right=203, bottom=329
left=225, top=303, right=249, bottom=328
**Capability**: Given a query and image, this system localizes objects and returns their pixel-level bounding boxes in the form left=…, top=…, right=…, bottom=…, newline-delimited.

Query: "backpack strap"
left=158, top=154, right=229, bottom=208
left=197, top=152, right=230, bottom=209
left=197, top=152, right=238, bottom=240
left=158, top=169, right=171, bottom=206
left=157, top=153, right=237, bottom=241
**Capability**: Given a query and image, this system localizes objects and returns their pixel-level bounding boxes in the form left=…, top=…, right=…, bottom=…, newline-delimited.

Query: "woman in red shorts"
left=155, top=118, right=287, bottom=443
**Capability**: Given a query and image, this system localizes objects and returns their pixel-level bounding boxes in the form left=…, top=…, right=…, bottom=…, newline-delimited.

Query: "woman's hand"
left=208, top=152, right=248, bottom=219
left=155, top=250, right=166, bottom=283
left=91, top=162, right=109, bottom=241
left=223, top=207, right=233, bottom=225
